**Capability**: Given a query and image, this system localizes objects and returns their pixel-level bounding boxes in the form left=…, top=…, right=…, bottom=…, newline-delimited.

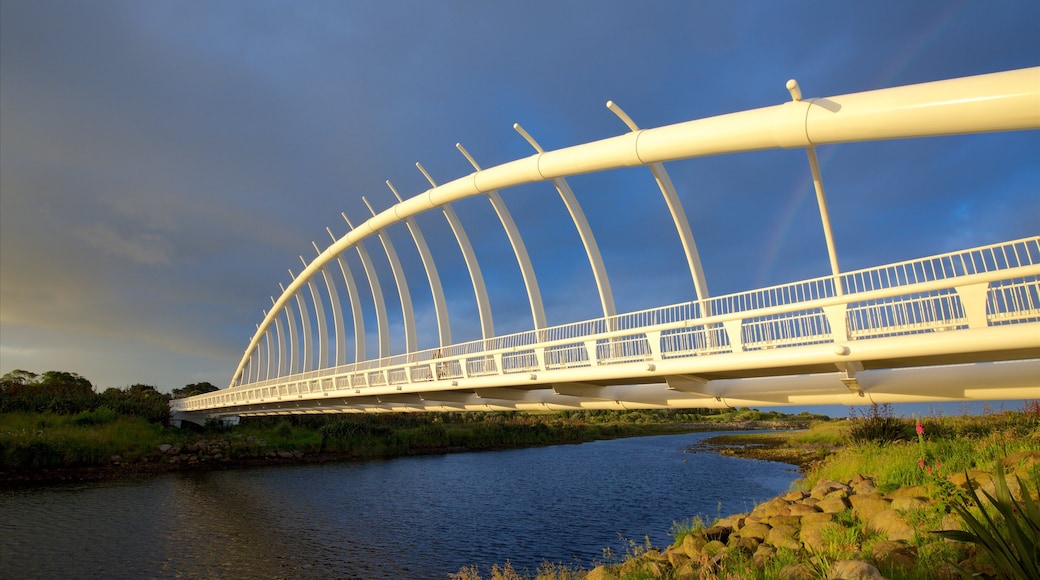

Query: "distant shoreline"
left=1, top=420, right=808, bottom=488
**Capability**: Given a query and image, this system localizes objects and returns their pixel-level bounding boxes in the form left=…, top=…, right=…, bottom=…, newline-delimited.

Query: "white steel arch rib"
left=387, top=180, right=452, bottom=346
left=456, top=143, right=547, bottom=331
left=343, top=214, right=391, bottom=359
left=281, top=291, right=299, bottom=376
left=416, top=162, right=494, bottom=339
left=513, top=123, right=617, bottom=320
left=290, top=276, right=312, bottom=372
left=305, top=275, right=329, bottom=369
left=328, top=228, right=366, bottom=363
left=606, top=100, right=709, bottom=302
left=228, top=67, right=1040, bottom=388
left=363, top=196, right=418, bottom=353
left=314, top=240, right=348, bottom=367
left=273, top=303, right=286, bottom=378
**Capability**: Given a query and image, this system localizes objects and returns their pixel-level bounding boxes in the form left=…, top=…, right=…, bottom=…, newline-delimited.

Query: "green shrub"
left=935, top=460, right=1040, bottom=579
left=847, top=403, right=913, bottom=444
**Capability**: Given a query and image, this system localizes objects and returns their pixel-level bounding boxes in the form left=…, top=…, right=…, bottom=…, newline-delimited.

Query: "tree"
left=172, top=381, right=219, bottom=399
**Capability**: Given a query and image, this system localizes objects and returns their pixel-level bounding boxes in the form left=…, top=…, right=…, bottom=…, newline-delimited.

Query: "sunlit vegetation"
left=454, top=404, right=1040, bottom=579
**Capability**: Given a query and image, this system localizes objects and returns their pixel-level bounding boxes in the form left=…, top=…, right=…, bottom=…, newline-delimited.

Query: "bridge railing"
left=174, top=236, right=1040, bottom=413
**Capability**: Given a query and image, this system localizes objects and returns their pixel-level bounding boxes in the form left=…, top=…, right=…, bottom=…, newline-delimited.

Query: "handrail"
left=227, top=67, right=1040, bottom=389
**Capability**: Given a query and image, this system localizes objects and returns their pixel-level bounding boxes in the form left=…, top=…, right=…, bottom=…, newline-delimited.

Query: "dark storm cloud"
left=1, top=0, right=1037, bottom=390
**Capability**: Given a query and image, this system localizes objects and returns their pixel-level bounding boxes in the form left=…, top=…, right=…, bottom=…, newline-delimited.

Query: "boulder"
left=816, top=496, right=849, bottom=514
left=766, top=523, right=801, bottom=550
left=848, top=494, right=890, bottom=522
left=800, top=520, right=842, bottom=553
left=680, top=534, right=707, bottom=559
left=871, top=540, right=917, bottom=572
left=885, top=485, right=928, bottom=500
left=585, top=565, right=620, bottom=580
left=866, top=509, right=914, bottom=542
left=778, top=562, right=814, bottom=580
left=736, top=522, right=771, bottom=541
left=752, top=543, right=775, bottom=570
left=890, top=496, right=929, bottom=512
left=811, top=480, right=851, bottom=500
left=789, top=503, right=821, bottom=516
left=827, top=559, right=883, bottom=579
left=158, top=444, right=172, bottom=453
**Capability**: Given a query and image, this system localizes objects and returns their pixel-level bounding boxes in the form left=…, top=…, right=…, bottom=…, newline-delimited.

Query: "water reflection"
left=0, top=432, right=798, bottom=579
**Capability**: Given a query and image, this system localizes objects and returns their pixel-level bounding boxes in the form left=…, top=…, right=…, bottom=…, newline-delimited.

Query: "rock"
left=849, top=474, right=877, bottom=495
left=754, top=497, right=792, bottom=518
left=752, top=544, right=775, bottom=570
left=714, top=514, right=744, bottom=530
left=816, top=496, right=849, bottom=514
left=871, top=540, right=917, bottom=572
left=866, top=509, right=914, bottom=542
left=784, top=490, right=808, bottom=501
left=891, top=496, right=929, bottom=512
left=766, top=523, right=801, bottom=550
left=728, top=535, right=760, bottom=555
left=848, top=494, right=890, bottom=522
left=827, top=559, right=883, bottom=579
left=703, top=540, right=726, bottom=557
left=811, top=480, right=851, bottom=500
left=789, top=503, right=821, bottom=516
left=736, top=522, right=771, bottom=541
left=158, top=444, right=172, bottom=453
left=680, top=534, right=707, bottom=559
left=778, top=562, right=814, bottom=580
left=948, top=469, right=991, bottom=492
left=800, top=512, right=834, bottom=524
left=767, top=515, right=802, bottom=528
left=666, top=549, right=689, bottom=568
left=584, top=565, right=620, bottom=580
left=885, top=485, right=927, bottom=500
left=800, top=520, right=842, bottom=553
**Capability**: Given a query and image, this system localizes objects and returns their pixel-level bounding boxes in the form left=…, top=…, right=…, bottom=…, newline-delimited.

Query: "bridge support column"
left=584, top=340, right=599, bottom=366
left=956, top=283, right=991, bottom=329
left=722, top=320, right=744, bottom=352
left=535, top=347, right=547, bottom=371
left=645, top=331, right=662, bottom=360
left=823, top=304, right=850, bottom=341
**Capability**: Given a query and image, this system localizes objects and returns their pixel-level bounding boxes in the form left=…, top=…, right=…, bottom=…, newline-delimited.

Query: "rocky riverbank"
left=579, top=450, right=1039, bottom=580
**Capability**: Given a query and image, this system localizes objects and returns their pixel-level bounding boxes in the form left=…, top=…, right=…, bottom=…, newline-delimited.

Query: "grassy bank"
left=454, top=405, right=1040, bottom=579
left=0, top=408, right=821, bottom=484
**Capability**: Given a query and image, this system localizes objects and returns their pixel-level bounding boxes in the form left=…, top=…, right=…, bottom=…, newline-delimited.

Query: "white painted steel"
left=514, top=123, right=617, bottom=320
left=387, top=180, right=452, bottom=346
left=343, top=214, right=391, bottom=359
left=456, top=143, right=548, bottom=331
left=316, top=262, right=347, bottom=367
left=330, top=251, right=365, bottom=363
left=305, top=277, right=329, bottom=369
left=363, top=196, right=417, bottom=353
left=606, top=100, right=709, bottom=302
left=215, top=67, right=1040, bottom=409
left=416, top=162, right=495, bottom=339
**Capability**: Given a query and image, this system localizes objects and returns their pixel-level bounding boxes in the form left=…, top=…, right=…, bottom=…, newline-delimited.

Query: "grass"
left=451, top=407, right=1039, bottom=579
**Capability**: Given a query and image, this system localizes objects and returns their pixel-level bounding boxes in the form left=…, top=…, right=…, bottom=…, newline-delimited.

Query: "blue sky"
left=1, top=0, right=1038, bottom=399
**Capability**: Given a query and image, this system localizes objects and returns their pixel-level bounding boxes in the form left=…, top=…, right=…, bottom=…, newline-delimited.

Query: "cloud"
left=75, top=223, right=174, bottom=266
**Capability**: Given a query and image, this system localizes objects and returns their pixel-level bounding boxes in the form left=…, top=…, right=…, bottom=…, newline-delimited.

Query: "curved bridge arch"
left=176, top=67, right=1040, bottom=420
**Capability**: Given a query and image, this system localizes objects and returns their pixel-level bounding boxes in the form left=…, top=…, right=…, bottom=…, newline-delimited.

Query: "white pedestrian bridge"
left=173, top=67, right=1040, bottom=423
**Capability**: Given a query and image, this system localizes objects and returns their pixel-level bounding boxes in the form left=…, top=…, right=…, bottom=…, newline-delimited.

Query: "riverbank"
left=455, top=407, right=1040, bottom=579
left=0, top=410, right=818, bottom=487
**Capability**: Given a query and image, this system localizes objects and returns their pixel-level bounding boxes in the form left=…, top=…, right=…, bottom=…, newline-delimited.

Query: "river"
left=0, top=432, right=798, bottom=578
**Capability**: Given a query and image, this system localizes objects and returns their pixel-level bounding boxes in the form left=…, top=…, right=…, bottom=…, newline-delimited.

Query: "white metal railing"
left=742, top=310, right=833, bottom=350
left=846, top=291, right=966, bottom=339
left=988, top=277, right=1040, bottom=324
left=173, top=237, right=1040, bottom=413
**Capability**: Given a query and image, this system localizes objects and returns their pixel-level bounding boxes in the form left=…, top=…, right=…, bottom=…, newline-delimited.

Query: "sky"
left=1, top=0, right=1038, bottom=400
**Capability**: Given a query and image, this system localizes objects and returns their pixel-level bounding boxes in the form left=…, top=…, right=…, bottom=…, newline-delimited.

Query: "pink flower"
left=927, top=467, right=933, bottom=474
left=935, top=461, right=941, bottom=470
left=918, top=459, right=925, bottom=468
left=916, top=421, right=924, bottom=436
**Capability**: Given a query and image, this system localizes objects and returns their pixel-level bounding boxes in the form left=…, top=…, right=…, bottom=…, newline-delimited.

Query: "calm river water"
left=0, top=432, right=798, bottom=579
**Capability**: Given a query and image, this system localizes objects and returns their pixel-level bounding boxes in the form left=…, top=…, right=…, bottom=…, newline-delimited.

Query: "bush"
left=847, top=403, right=912, bottom=444
left=936, top=459, right=1040, bottom=578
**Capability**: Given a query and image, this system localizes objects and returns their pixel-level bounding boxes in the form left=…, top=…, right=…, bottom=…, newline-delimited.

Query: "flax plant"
left=935, top=460, right=1040, bottom=579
